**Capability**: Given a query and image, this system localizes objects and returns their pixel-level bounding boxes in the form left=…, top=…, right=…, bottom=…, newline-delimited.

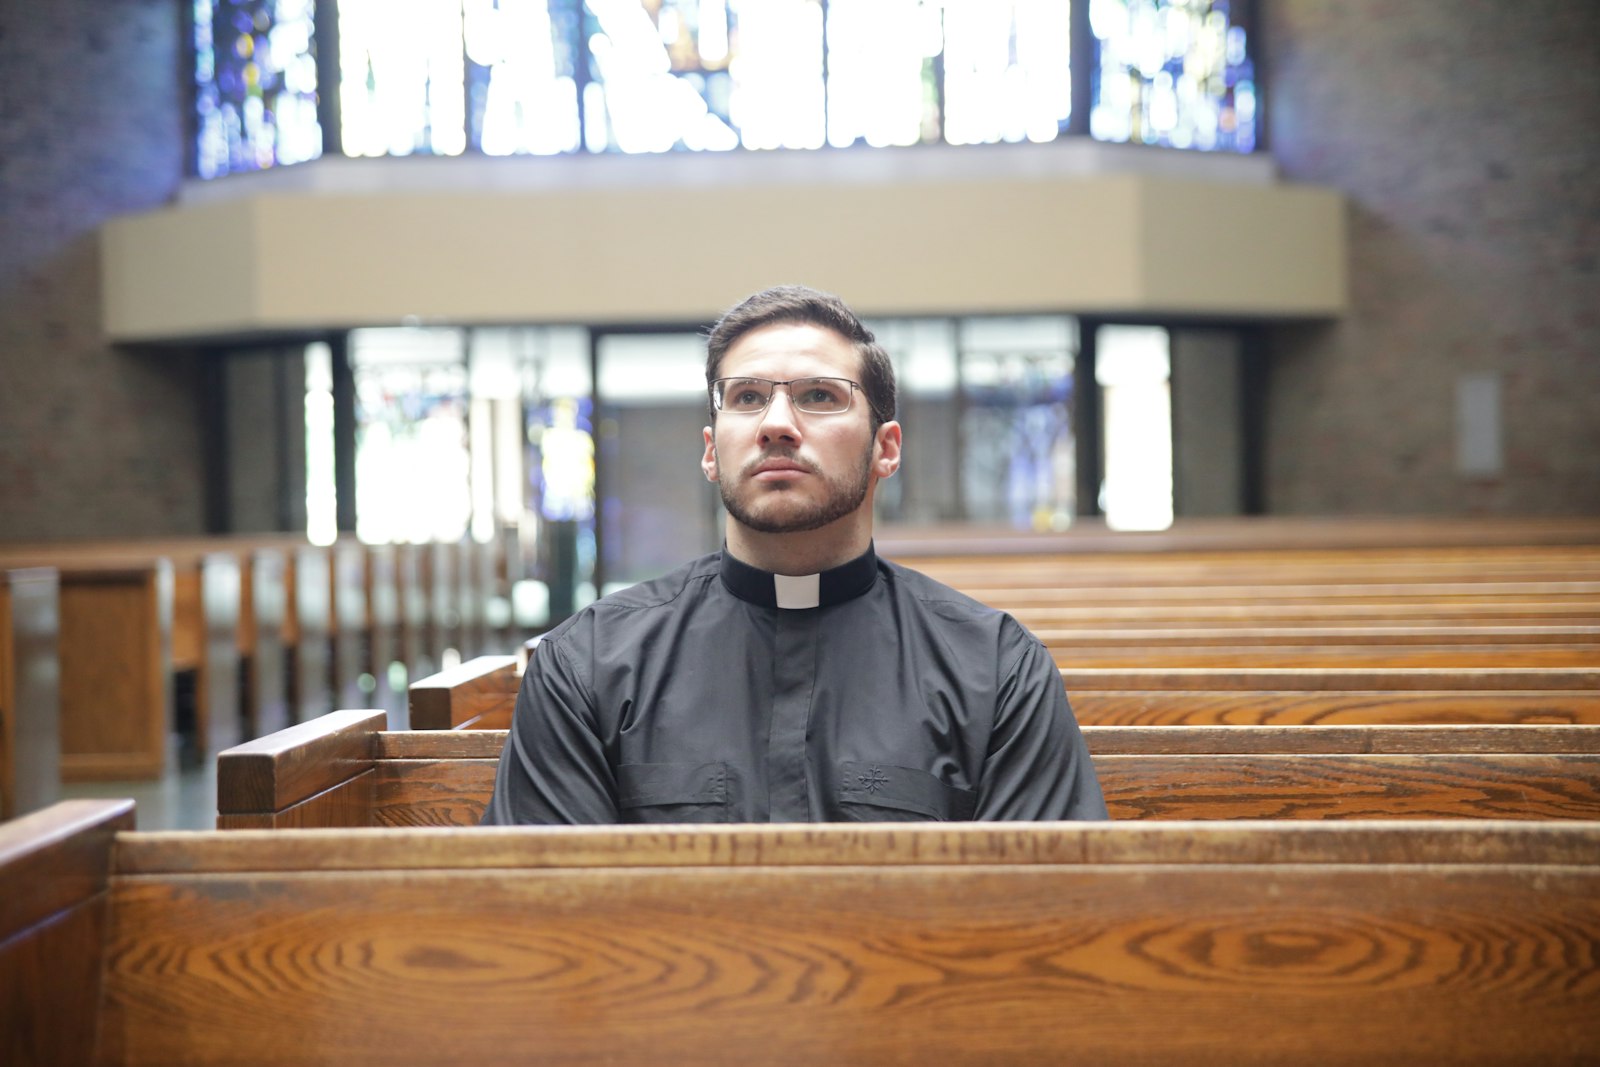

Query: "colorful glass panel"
left=1088, top=0, right=1256, bottom=151
left=581, top=0, right=822, bottom=152
left=338, top=0, right=468, bottom=156
left=465, top=0, right=583, bottom=155
left=942, top=0, right=1072, bottom=145
left=193, top=0, right=322, bottom=178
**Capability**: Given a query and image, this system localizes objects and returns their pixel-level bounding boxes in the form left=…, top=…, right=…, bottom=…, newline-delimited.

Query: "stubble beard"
left=718, top=443, right=874, bottom=535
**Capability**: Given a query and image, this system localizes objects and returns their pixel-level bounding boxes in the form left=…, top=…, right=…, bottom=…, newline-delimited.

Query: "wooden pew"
left=214, top=711, right=1600, bottom=828
left=408, top=654, right=521, bottom=730
left=329, top=539, right=369, bottom=712
left=0, top=568, right=59, bottom=819
left=6, top=798, right=1598, bottom=1066
left=877, top=514, right=1600, bottom=557
left=365, top=542, right=404, bottom=722
left=406, top=656, right=1600, bottom=731
left=0, top=555, right=173, bottom=780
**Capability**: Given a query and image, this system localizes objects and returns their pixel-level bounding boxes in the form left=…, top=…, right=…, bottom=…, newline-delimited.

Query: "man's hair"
left=705, top=285, right=897, bottom=429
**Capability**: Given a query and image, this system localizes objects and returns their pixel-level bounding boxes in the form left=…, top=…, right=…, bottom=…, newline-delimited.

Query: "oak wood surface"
left=876, top=515, right=1600, bottom=555
left=1049, top=643, right=1600, bottom=668
left=0, top=798, right=134, bottom=934
left=56, top=564, right=170, bottom=780
left=217, top=720, right=1600, bottom=827
left=215, top=708, right=385, bottom=813
left=1057, top=667, right=1600, bottom=690
left=96, top=820, right=1600, bottom=1066
left=1071, top=689, right=1600, bottom=725
left=409, top=655, right=520, bottom=730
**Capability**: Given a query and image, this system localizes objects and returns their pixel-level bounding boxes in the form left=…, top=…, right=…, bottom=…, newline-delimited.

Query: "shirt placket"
left=766, top=608, right=819, bottom=820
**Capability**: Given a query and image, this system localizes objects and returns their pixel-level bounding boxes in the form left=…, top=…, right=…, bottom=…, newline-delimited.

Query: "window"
left=190, top=0, right=1258, bottom=176
left=1088, top=0, right=1256, bottom=151
left=192, top=0, right=323, bottom=177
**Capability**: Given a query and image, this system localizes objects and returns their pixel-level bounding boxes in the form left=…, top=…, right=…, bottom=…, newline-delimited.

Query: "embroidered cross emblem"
left=859, top=766, right=890, bottom=794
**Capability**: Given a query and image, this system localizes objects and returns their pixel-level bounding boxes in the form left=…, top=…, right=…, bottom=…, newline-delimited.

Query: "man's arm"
left=973, top=621, right=1108, bottom=821
left=480, top=635, right=619, bottom=825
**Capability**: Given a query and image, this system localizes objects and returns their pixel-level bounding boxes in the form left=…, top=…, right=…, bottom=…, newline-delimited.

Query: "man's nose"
left=757, top=387, right=803, bottom=443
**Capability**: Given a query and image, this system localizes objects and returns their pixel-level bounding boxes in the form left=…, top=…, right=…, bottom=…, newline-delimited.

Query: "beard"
left=718, top=443, right=874, bottom=535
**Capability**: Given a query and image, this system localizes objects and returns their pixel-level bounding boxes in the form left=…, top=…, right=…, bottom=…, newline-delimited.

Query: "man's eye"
left=733, top=389, right=764, bottom=406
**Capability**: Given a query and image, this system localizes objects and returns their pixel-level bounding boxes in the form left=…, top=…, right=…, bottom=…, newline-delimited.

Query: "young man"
left=482, top=286, right=1105, bottom=824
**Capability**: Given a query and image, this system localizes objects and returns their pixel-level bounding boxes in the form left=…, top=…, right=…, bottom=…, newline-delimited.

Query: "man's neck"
left=723, top=515, right=873, bottom=576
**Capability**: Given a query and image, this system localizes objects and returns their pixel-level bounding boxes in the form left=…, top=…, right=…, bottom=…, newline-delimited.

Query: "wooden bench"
left=0, top=567, right=58, bottom=819
left=877, top=514, right=1600, bottom=557
left=407, top=656, right=1600, bottom=731
left=5, top=797, right=1598, bottom=1065
left=214, top=710, right=1600, bottom=828
left=0, top=554, right=173, bottom=780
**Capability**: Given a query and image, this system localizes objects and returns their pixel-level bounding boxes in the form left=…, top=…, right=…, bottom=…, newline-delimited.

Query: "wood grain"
left=57, top=564, right=171, bottom=781
left=1050, top=643, right=1600, bottom=668
left=1082, top=723, right=1600, bottom=753
left=214, top=709, right=384, bottom=814
left=1, top=893, right=108, bottom=1067
left=877, top=514, right=1600, bottom=555
left=1072, top=689, right=1600, bottom=725
left=114, top=820, right=1600, bottom=873
left=0, top=798, right=133, bottom=934
left=408, top=655, right=519, bottom=730
left=1058, top=667, right=1600, bottom=691
left=98, top=837, right=1600, bottom=1065
left=1099, top=753, right=1600, bottom=820
left=373, top=759, right=497, bottom=827
left=217, top=770, right=376, bottom=829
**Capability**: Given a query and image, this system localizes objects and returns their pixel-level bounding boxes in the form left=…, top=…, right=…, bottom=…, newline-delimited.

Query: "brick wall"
left=0, top=0, right=203, bottom=541
left=1261, top=0, right=1600, bottom=514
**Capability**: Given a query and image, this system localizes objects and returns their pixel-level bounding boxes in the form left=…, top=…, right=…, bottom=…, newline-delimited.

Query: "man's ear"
left=873, top=421, right=902, bottom=479
left=701, top=426, right=719, bottom=482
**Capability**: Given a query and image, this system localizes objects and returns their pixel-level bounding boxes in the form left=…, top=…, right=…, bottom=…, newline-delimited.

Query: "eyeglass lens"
left=716, top=377, right=854, bottom=414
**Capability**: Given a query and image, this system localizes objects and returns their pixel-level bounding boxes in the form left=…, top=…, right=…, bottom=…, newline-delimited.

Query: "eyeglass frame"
left=708, top=376, right=863, bottom=416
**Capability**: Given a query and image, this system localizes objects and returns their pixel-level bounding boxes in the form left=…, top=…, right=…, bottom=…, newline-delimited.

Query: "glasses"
left=710, top=376, right=861, bottom=416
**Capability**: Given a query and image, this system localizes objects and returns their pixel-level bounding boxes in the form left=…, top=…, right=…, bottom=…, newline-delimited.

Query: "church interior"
left=2, top=3, right=1599, bottom=1063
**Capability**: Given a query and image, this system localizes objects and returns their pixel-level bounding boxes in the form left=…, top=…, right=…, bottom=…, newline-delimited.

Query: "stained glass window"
left=941, top=0, right=1072, bottom=146
left=826, top=0, right=940, bottom=148
left=193, top=1, right=1260, bottom=179
left=1088, top=0, right=1256, bottom=151
left=349, top=328, right=473, bottom=544
left=338, top=0, right=468, bottom=156
left=465, top=0, right=583, bottom=155
left=579, top=0, right=799, bottom=153
left=192, top=0, right=322, bottom=178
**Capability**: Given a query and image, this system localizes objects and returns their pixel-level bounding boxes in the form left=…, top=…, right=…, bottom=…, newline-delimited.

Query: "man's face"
left=702, top=321, right=899, bottom=536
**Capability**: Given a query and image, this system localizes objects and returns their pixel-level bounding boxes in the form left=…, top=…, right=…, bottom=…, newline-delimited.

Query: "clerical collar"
left=719, top=544, right=879, bottom=610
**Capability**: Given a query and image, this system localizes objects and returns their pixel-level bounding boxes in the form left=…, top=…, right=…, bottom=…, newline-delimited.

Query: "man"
left=482, top=285, right=1105, bottom=824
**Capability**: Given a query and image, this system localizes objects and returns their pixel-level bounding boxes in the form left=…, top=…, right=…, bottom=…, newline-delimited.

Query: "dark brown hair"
left=705, top=285, right=897, bottom=429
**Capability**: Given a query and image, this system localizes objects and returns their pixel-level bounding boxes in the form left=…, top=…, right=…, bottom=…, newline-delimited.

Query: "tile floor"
left=60, top=760, right=219, bottom=831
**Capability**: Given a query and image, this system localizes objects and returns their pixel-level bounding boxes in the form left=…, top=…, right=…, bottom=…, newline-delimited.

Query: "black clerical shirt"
left=481, top=545, right=1106, bottom=824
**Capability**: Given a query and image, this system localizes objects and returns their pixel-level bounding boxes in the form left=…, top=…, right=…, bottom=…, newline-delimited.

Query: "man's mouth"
left=747, top=455, right=816, bottom=480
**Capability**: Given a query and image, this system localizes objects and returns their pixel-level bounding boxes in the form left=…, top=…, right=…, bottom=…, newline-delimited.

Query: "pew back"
left=6, top=798, right=1598, bottom=1067
left=216, top=711, right=1600, bottom=828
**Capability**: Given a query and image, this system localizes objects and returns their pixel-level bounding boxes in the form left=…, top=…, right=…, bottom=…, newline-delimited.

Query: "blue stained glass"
left=1089, top=0, right=1256, bottom=152
left=192, top=0, right=1259, bottom=179
left=192, top=0, right=322, bottom=177
left=465, top=0, right=583, bottom=155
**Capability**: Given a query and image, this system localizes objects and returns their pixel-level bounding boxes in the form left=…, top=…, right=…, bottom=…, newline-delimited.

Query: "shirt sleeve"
left=480, top=633, right=619, bottom=825
left=973, top=620, right=1108, bottom=821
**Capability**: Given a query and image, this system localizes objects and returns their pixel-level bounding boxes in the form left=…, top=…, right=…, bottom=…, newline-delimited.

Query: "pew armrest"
left=216, top=709, right=386, bottom=828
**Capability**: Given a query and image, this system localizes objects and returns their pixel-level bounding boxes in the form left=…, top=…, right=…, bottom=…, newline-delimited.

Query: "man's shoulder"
left=541, top=553, right=719, bottom=644
left=597, top=553, right=721, bottom=612
left=881, top=558, right=1014, bottom=626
